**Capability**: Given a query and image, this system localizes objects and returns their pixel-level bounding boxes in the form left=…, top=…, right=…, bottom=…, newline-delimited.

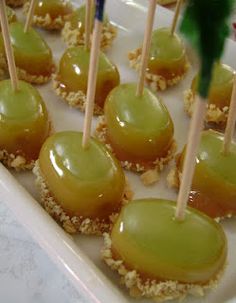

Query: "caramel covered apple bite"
left=0, top=21, right=54, bottom=84
left=62, top=3, right=117, bottom=50
left=23, top=0, right=73, bottom=31
left=102, top=198, right=227, bottom=301
left=128, top=27, right=189, bottom=91
left=96, top=83, right=176, bottom=185
left=184, top=62, right=235, bottom=126
left=168, top=129, right=236, bottom=219
left=53, top=46, right=120, bottom=114
left=0, top=79, right=51, bottom=169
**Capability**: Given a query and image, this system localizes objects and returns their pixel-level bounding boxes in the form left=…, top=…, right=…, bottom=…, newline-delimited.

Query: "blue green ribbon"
left=180, top=0, right=235, bottom=98
left=95, top=0, right=106, bottom=22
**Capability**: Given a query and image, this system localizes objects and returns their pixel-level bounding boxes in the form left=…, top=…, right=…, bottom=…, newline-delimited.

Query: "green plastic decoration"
left=180, top=0, right=235, bottom=98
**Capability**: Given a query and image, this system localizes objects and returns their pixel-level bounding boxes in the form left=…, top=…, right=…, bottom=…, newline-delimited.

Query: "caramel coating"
left=104, top=83, right=174, bottom=164
left=177, top=130, right=236, bottom=218
left=0, top=80, right=50, bottom=161
left=39, top=131, right=126, bottom=219
left=56, top=46, right=120, bottom=109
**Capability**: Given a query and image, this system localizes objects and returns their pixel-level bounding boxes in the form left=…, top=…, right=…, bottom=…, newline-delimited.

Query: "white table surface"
left=0, top=201, right=90, bottom=303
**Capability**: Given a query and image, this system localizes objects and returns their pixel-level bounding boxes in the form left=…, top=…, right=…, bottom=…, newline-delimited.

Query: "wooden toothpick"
left=175, top=96, right=207, bottom=221
left=24, top=0, right=37, bottom=33
left=136, top=0, right=156, bottom=97
left=222, top=75, right=236, bottom=155
left=85, top=0, right=93, bottom=50
left=176, top=0, right=233, bottom=220
left=0, top=0, right=18, bottom=91
left=170, top=0, right=183, bottom=35
left=82, top=0, right=105, bottom=149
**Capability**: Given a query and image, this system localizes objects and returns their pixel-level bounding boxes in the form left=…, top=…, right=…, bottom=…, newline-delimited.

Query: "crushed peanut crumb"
left=23, top=1, right=73, bottom=30
left=141, top=169, right=160, bottom=186
left=17, top=66, right=54, bottom=85
left=167, top=167, right=180, bottom=189
left=33, top=160, right=133, bottom=235
left=0, top=149, right=34, bottom=171
left=62, top=20, right=117, bottom=50
left=128, top=48, right=189, bottom=91
left=184, top=89, right=229, bottom=124
left=0, top=54, right=54, bottom=84
left=102, top=233, right=225, bottom=302
left=95, top=116, right=176, bottom=185
left=52, top=73, right=103, bottom=115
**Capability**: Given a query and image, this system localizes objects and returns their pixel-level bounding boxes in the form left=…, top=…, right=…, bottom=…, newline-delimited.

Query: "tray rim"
left=0, top=163, right=130, bottom=303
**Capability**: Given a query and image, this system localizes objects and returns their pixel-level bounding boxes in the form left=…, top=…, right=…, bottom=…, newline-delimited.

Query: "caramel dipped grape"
left=103, top=83, right=174, bottom=169
left=177, top=130, right=236, bottom=218
left=38, top=131, right=125, bottom=221
left=185, top=63, right=235, bottom=125
left=105, top=199, right=227, bottom=299
left=191, top=63, right=235, bottom=109
left=0, top=22, right=54, bottom=84
left=24, top=0, right=73, bottom=30
left=54, top=46, right=120, bottom=113
left=0, top=79, right=50, bottom=166
left=129, top=27, right=188, bottom=91
left=148, top=28, right=187, bottom=79
left=62, top=4, right=116, bottom=49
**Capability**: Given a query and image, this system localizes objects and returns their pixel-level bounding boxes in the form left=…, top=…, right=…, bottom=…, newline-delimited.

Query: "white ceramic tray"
left=1, top=1, right=236, bottom=302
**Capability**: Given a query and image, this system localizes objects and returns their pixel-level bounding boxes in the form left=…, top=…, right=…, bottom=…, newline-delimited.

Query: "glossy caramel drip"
left=177, top=130, right=236, bottom=218
left=188, top=191, right=227, bottom=219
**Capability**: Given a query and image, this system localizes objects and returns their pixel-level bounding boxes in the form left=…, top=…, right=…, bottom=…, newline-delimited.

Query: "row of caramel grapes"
left=0, top=0, right=235, bottom=302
